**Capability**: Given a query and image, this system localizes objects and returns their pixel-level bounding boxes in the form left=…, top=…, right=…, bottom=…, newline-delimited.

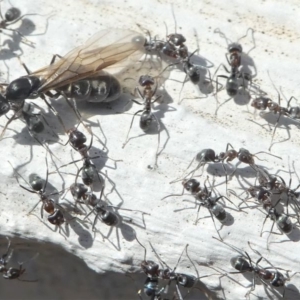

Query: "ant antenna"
left=135, top=235, right=147, bottom=262
left=213, top=28, right=232, bottom=46
left=171, top=4, right=177, bottom=34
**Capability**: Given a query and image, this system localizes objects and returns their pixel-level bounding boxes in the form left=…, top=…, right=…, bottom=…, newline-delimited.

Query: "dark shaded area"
left=0, top=236, right=217, bottom=300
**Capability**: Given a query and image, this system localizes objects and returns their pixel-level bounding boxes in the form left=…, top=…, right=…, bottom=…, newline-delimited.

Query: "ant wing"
left=30, top=29, right=146, bottom=93
left=115, top=50, right=170, bottom=96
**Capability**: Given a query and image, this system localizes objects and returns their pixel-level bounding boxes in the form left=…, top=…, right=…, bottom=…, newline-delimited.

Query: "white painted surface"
left=0, top=0, right=300, bottom=299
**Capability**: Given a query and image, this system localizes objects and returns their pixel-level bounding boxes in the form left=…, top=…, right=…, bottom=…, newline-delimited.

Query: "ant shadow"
left=250, top=111, right=300, bottom=150
left=89, top=205, right=149, bottom=251
left=58, top=203, right=94, bottom=249
left=0, top=18, right=36, bottom=58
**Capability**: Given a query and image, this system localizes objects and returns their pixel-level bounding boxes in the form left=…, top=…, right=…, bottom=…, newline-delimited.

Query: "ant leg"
left=4, top=28, right=34, bottom=45
left=268, top=113, right=282, bottom=151
left=170, top=157, right=196, bottom=184
left=161, top=185, right=185, bottom=200
left=178, top=73, right=188, bottom=105
left=149, top=242, right=171, bottom=270
left=287, top=96, right=299, bottom=108
left=209, top=210, right=223, bottom=241
left=195, top=203, right=203, bottom=225
left=122, top=109, right=144, bottom=148
left=215, top=94, right=232, bottom=115
left=0, top=110, right=19, bottom=138
left=253, top=151, right=282, bottom=161
left=152, top=113, right=161, bottom=168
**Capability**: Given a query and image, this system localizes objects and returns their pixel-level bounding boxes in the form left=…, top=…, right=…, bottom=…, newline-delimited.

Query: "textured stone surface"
left=0, top=0, right=300, bottom=299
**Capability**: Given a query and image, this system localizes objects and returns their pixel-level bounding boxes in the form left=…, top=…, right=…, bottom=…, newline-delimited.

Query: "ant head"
left=0, top=95, right=10, bottom=116
left=228, top=43, right=242, bottom=53
left=141, top=260, right=160, bottom=277
left=139, top=75, right=154, bottom=87
left=6, top=76, right=41, bottom=102
left=196, top=149, right=216, bottom=163
left=251, top=97, right=270, bottom=110
left=167, top=33, right=186, bottom=46
left=29, top=174, right=44, bottom=191
left=238, top=148, right=254, bottom=164
left=182, top=179, right=200, bottom=194
left=5, top=7, right=21, bottom=22
left=70, top=183, right=88, bottom=200
left=68, top=128, right=87, bottom=149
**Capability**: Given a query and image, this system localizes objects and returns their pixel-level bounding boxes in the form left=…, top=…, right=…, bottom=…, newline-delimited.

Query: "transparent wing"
left=31, top=29, right=146, bottom=92
left=116, top=51, right=170, bottom=95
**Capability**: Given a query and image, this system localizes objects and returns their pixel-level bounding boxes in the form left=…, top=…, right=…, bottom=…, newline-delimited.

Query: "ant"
left=3, top=252, right=39, bottom=281
left=55, top=124, right=119, bottom=188
left=141, top=11, right=213, bottom=104
left=83, top=184, right=148, bottom=232
left=0, top=237, right=39, bottom=281
left=136, top=236, right=219, bottom=300
left=163, top=177, right=239, bottom=240
left=213, top=28, right=256, bottom=114
left=256, top=167, right=300, bottom=219
left=213, top=237, right=298, bottom=299
left=0, top=95, right=47, bottom=138
left=240, top=186, right=294, bottom=249
left=123, top=75, right=162, bottom=168
left=8, top=159, right=60, bottom=218
left=251, top=93, right=300, bottom=151
left=172, top=144, right=281, bottom=187
left=8, top=159, right=70, bottom=234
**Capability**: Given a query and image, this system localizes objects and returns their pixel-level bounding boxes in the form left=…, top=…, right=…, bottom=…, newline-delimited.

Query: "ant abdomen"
left=177, top=274, right=196, bottom=288
left=212, top=204, right=227, bottom=223
left=29, top=174, right=44, bottom=191
left=100, top=210, right=119, bottom=226
left=251, top=97, right=270, bottom=110
left=277, top=215, right=293, bottom=235
left=196, top=149, right=216, bottom=163
left=140, top=111, right=153, bottom=131
left=231, top=256, right=251, bottom=272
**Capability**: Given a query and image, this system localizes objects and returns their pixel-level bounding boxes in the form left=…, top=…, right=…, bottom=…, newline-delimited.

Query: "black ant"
left=0, top=237, right=39, bottom=282
left=54, top=124, right=119, bottom=188
left=163, top=177, right=240, bottom=240
left=136, top=236, right=220, bottom=300
left=0, top=94, right=47, bottom=138
left=8, top=159, right=70, bottom=234
left=213, top=237, right=298, bottom=299
left=3, top=253, right=39, bottom=282
left=240, top=186, right=294, bottom=249
left=256, top=167, right=300, bottom=215
left=83, top=184, right=148, bottom=232
left=141, top=10, right=213, bottom=104
left=172, top=144, right=281, bottom=187
left=213, top=28, right=256, bottom=114
left=123, top=75, right=162, bottom=168
left=251, top=93, right=300, bottom=151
